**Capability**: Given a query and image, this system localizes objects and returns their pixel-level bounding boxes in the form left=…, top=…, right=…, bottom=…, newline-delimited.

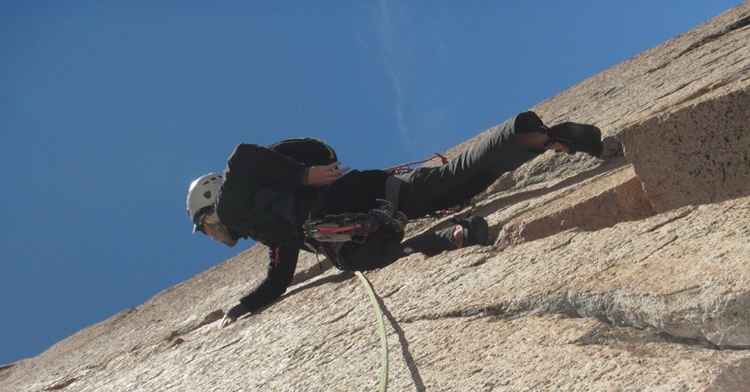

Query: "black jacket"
left=217, top=139, right=337, bottom=247
left=216, top=138, right=390, bottom=313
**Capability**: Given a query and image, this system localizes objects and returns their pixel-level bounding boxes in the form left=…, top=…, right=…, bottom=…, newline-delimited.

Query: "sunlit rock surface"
left=3, top=5, right=750, bottom=392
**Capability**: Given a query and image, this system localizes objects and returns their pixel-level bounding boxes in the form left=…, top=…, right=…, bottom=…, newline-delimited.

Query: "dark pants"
left=339, top=112, right=542, bottom=271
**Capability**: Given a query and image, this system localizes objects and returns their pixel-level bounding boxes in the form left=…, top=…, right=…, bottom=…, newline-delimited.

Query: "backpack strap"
left=269, top=138, right=338, bottom=166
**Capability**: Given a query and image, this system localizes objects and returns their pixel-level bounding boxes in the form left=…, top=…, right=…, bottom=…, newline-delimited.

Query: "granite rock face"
left=3, top=5, right=750, bottom=392
left=622, top=88, right=750, bottom=212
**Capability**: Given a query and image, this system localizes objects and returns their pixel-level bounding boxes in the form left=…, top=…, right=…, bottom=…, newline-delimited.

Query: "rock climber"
left=185, top=111, right=603, bottom=327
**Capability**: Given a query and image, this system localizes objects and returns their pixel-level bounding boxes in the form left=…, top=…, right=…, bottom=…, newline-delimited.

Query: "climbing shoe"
left=547, top=122, right=603, bottom=157
left=453, top=215, right=489, bottom=247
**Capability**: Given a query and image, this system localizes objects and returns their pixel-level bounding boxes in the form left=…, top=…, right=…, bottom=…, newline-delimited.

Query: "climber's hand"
left=305, top=163, right=347, bottom=186
left=219, top=314, right=235, bottom=329
left=547, top=141, right=572, bottom=154
left=219, top=303, right=250, bottom=329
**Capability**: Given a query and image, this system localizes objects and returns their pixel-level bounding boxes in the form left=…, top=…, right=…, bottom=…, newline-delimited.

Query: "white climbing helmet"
left=186, top=172, right=224, bottom=233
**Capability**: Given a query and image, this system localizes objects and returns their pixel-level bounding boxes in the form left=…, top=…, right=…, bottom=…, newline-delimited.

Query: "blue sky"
left=2, top=1, right=742, bottom=364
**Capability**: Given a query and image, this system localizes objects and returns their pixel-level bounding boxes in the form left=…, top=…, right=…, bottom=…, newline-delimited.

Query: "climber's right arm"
left=220, top=244, right=299, bottom=327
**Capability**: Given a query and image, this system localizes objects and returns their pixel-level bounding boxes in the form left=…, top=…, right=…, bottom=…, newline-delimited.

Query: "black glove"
left=547, top=122, right=603, bottom=157
left=226, top=302, right=251, bottom=320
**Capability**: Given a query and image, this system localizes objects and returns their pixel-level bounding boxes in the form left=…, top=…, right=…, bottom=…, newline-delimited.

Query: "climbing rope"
left=354, top=271, right=389, bottom=392
left=385, top=152, right=449, bottom=175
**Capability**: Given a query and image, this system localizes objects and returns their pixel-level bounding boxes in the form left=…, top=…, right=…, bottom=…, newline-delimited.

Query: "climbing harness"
left=303, top=212, right=376, bottom=269
left=301, top=148, right=455, bottom=391
left=385, top=152, right=449, bottom=175
left=303, top=200, right=404, bottom=244
left=304, top=205, right=396, bottom=392
left=355, top=271, right=390, bottom=392
left=303, top=212, right=377, bottom=243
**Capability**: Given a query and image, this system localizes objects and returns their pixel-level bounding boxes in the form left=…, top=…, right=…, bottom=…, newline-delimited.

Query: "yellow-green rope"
left=355, top=271, right=389, bottom=392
